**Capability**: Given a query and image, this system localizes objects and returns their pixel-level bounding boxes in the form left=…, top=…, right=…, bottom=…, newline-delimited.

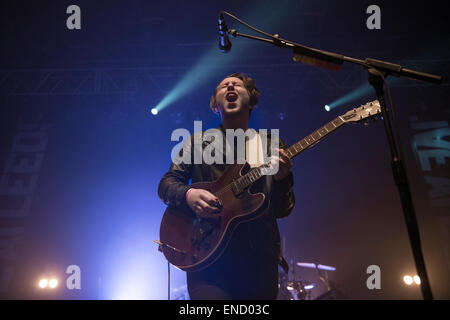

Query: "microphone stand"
left=222, top=11, right=442, bottom=300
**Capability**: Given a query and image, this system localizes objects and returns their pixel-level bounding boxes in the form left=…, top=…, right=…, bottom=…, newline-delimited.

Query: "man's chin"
left=223, top=109, right=243, bottom=117
left=223, top=103, right=241, bottom=113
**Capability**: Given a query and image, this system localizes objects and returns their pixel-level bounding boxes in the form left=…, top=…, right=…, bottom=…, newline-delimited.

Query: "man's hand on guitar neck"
left=186, top=188, right=221, bottom=217
left=272, top=148, right=293, bottom=181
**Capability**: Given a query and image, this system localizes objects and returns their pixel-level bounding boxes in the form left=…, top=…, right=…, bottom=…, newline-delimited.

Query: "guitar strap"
left=245, top=131, right=265, bottom=168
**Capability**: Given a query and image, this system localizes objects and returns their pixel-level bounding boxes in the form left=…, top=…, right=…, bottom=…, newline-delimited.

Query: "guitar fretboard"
left=231, top=116, right=345, bottom=193
left=285, top=116, right=345, bottom=159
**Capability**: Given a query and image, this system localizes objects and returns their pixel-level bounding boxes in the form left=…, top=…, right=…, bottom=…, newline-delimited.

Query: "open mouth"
left=226, top=92, right=238, bottom=102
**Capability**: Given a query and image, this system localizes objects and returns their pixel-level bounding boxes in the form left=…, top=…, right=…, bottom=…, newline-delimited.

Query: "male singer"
left=158, top=73, right=295, bottom=299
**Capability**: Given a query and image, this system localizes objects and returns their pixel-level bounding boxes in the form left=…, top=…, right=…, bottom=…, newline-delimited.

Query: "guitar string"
left=212, top=145, right=300, bottom=197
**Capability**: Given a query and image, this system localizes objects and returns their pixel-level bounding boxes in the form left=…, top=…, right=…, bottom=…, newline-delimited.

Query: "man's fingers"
left=280, top=157, right=292, bottom=169
left=197, top=199, right=220, bottom=213
left=199, top=192, right=219, bottom=206
left=279, top=149, right=290, bottom=161
left=276, top=149, right=292, bottom=168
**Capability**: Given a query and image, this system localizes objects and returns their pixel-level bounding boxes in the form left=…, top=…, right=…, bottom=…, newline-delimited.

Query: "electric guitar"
left=158, top=100, right=381, bottom=272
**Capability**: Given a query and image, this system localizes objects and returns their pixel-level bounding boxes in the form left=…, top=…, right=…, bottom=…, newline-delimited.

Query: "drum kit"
left=278, top=258, right=340, bottom=300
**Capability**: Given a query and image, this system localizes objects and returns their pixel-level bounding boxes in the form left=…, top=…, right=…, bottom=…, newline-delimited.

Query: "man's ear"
left=212, top=104, right=219, bottom=114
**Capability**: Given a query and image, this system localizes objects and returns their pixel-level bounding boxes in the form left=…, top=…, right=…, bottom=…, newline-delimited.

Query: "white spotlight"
left=324, top=105, right=331, bottom=112
left=413, top=275, right=421, bottom=285
left=39, top=279, right=48, bottom=288
left=151, top=108, right=158, bottom=115
left=49, top=279, right=58, bottom=289
left=403, top=275, right=413, bottom=285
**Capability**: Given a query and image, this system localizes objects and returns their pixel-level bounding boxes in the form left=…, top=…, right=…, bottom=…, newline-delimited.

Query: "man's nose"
left=227, top=84, right=235, bottom=91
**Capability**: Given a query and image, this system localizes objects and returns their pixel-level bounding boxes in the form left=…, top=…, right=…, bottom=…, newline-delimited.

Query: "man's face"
left=213, top=77, right=252, bottom=117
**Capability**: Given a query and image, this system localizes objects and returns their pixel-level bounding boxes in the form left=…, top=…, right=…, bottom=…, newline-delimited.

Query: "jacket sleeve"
left=157, top=136, right=194, bottom=211
left=272, top=138, right=295, bottom=219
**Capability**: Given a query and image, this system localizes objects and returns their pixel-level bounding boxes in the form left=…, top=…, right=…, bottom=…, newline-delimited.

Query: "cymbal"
left=296, top=262, right=336, bottom=271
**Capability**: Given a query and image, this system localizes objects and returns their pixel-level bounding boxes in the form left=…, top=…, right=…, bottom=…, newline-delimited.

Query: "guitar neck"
left=233, top=116, right=346, bottom=192
left=285, top=115, right=345, bottom=159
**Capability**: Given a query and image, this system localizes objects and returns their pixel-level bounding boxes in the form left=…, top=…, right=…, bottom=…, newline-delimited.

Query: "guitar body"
left=159, top=163, right=265, bottom=272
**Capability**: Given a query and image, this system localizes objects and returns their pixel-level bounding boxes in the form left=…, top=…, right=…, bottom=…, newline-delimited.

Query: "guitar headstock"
left=340, top=100, right=382, bottom=124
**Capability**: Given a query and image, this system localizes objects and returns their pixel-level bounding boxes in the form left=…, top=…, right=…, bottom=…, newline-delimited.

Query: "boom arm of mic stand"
left=228, top=29, right=293, bottom=48
left=229, top=29, right=442, bottom=84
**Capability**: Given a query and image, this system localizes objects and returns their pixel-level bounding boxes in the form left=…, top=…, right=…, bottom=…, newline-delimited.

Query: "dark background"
left=0, top=0, right=449, bottom=299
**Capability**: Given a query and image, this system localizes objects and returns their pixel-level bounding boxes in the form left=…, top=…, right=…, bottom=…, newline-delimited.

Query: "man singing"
left=158, top=72, right=295, bottom=299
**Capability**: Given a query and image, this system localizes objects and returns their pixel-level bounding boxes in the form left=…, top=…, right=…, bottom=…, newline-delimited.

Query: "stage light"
left=49, top=279, right=58, bottom=288
left=413, top=275, right=421, bottom=285
left=39, top=279, right=48, bottom=288
left=324, top=105, right=330, bottom=112
left=153, top=5, right=288, bottom=113
left=403, top=275, right=413, bottom=285
left=151, top=108, right=158, bottom=115
left=326, top=84, right=372, bottom=112
left=326, top=77, right=403, bottom=112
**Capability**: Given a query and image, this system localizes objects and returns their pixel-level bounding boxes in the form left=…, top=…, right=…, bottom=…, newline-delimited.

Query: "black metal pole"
left=367, top=68, right=433, bottom=300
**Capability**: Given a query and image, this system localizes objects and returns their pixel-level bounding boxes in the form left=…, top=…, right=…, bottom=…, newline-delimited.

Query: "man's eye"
left=220, top=83, right=242, bottom=88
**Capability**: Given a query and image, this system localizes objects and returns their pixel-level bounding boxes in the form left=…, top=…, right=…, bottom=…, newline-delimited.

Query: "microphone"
left=218, top=14, right=232, bottom=52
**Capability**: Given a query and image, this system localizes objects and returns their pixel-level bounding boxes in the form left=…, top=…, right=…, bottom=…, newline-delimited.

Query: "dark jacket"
left=157, top=125, right=295, bottom=266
